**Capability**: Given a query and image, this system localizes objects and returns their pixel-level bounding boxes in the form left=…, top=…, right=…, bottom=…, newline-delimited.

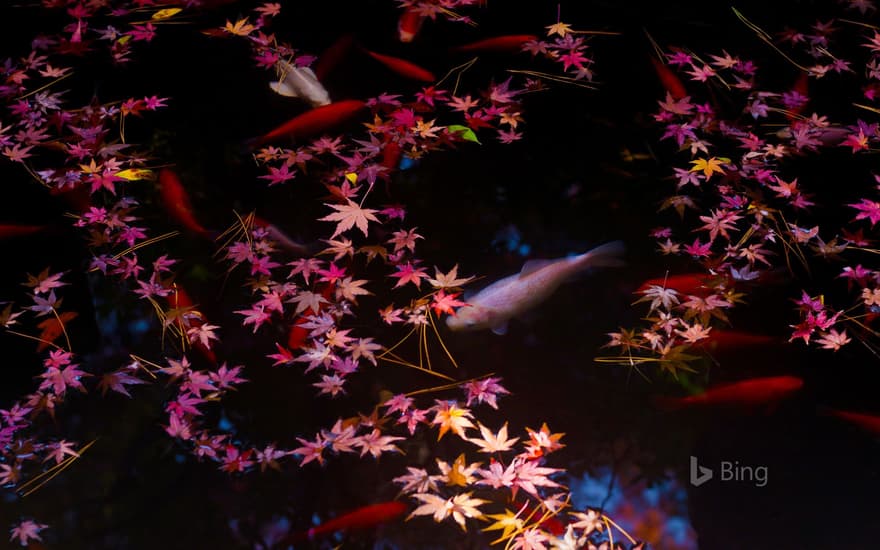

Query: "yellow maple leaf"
left=224, top=18, right=256, bottom=37
left=432, top=402, right=474, bottom=440
left=115, top=168, right=154, bottom=181
left=152, top=8, right=182, bottom=20
left=483, top=509, right=524, bottom=544
left=688, top=156, right=727, bottom=178
left=546, top=21, right=573, bottom=37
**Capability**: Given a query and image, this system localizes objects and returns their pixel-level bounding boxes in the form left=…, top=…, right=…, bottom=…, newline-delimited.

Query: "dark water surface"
left=1, top=1, right=880, bottom=549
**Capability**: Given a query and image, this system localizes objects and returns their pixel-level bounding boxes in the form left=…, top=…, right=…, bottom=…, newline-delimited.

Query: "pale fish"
left=270, top=59, right=331, bottom=107
left=446, top=241, right=625, bottom=335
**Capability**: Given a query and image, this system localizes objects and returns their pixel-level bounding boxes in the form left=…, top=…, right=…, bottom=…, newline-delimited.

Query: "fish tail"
left=581, top=240, right=626, bottom=268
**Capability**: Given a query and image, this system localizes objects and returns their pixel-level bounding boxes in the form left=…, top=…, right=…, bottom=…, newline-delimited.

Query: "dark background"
left=1, top=1, right=879, bottom=548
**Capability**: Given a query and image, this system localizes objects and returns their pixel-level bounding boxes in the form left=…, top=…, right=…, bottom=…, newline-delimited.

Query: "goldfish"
left=313, top=34, right=355, bottom=81
left=362, top=49, right=435, bottom=82
left=653, top=375, right=804, bottom=411
left=398, top=9, right=426, bottom=43
left=822, top=408, right=880, bottom=436
left=0, top=224, right=47, bottom=239
left=269, top=59, right=331, bottom=107
left=649, top=56, right=688, bottom=100
left=446, top=241, right=625, bottom=335
left=701, top=329, right=775, bottom=350
left=250, top=99, right=367, bottom=147
left=450, top=34, right=538, bottom=54
left=36, top=311, right=78, bottom=352
left=158, top=169, right=214, bottom=240
left=281, top=501, right=407, bottom=544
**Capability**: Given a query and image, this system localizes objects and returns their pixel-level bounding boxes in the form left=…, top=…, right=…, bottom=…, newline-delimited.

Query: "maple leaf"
left=437, top=453, right=482, bottom=487
left=410, top=492, right=488, bottom=531
left=545, top=21, right=573, bottom=37
left=469, top=422, right=520, bottom=453
left=483, top=509, right=525, bottom=544
left=224, top=18, right=256, bottom=37
left=320, top=199, right=380, bottom=238
left=428, top=264, right=475, bottom=289
left=431, top=290, right=467, bottom=316
left=98, top=368, right=147, bottom=397
left=432, top=401, right=475, bottom=440
left=336, top=276, right=372, bottom=302
left=689, top=156, right=727, bottom=178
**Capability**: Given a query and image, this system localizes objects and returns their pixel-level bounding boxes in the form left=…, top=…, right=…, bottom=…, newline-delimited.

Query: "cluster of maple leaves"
left=0, top=1, right=653, bottom=549
left=604, top=1, right=880, bottom=375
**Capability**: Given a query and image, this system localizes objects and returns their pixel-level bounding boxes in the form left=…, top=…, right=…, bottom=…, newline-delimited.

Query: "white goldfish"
left=446, top=241, right=625, bottom=335
left=270, top=59, right=331, bottom=107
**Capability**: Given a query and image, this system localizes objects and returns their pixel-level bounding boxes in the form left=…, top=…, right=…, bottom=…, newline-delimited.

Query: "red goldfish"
left=649, top=56, right=688, bottom=100
left=282, top=501, right=407, bottom=544
left=700, top=329, right=775, bottom=350
left=451, top=35, right=538, bottom=54
left=158, top=169, right=214, bottom=240
left=398, top=9, right=426, bottom=43
left=250, top=99, right=367, bottom=147
left=822, top=408, right=880, bottom=436
left=313, top=34, right=355, bottom=82
left=654, top=375, right=804, bottom=411
left=362, top=49, right=435, bottom=82
left=0, top=224, right=47, bottom=239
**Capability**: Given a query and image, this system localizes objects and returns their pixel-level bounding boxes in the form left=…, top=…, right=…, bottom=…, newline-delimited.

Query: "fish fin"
left=491, top=322, right=508, bottom=336
left=581, top=240, right=626, bottom=268
left=519, top=259, right=554, bottom=277
left=301, top=66, right=319, bottom=80
left=270, top=80, right=298, bottom=97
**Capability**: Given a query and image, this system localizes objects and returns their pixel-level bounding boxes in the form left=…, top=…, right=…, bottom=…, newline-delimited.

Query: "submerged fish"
left=281, top=501, right=407, bottom=544
left=450, top=34, right=538, bottom=54
left=446, top=241, right=625, bottom=335
left=398, top=9, right=426, bottom=43
left=269, top=59, right=331, bottom=107
left=362, top=49, right=435, bottom=82
left=158, top=169, right=215, bottom=240
left=822, top=408, right=880, bottom=436
left=250, top=99, right=367, bottom=147
left=654, top=375, right=804, bottom=411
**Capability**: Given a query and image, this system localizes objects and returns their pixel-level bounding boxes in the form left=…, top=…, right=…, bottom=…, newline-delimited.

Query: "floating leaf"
left=447, top=124, right=481, bottom=144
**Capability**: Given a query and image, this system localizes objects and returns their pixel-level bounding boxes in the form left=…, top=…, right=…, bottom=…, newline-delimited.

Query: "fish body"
left=451, top=34, right=538, bottom=54
left=251, top=99, right=367, bottom=147
left=446, top=241, right=624, bottom=335
left=158, top=169, right=214, bottom=240
left=823, top=408, right=880, bottom=436
left=0, top=224, right=47, bottom=239
left=398, top=9, right=426, bottom=43
left=270, top=59, right=331, bottom=107
left=650, top=56, right=687, bottom=100
left=655, top=375, right=804, bottom=411
left=702, top=329, right=775, bottom=349
left=284, top=501, right=406, bottom=543
left=363, top=49, right=435, bottom=82
left=314, top=34, right=355, bottom=81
